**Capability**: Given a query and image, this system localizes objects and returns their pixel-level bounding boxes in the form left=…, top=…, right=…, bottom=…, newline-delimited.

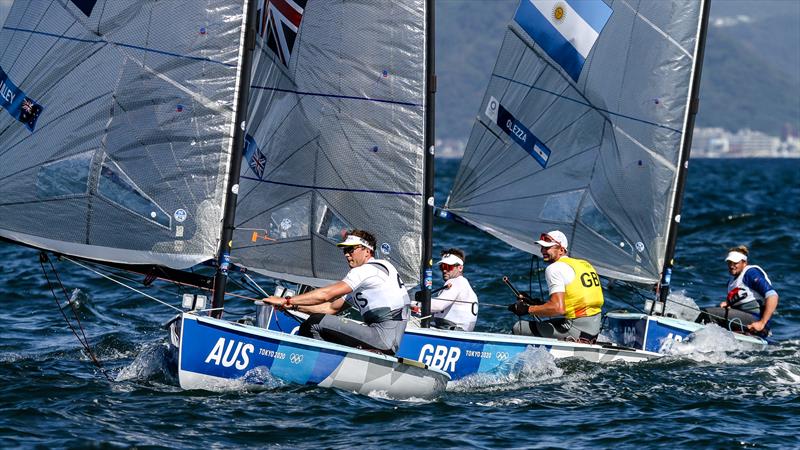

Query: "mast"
left=420, top=0, right=436, bottom=327
left=211, top=0, right=257, bottom=318
left=656, top=0, right=711, bottom=309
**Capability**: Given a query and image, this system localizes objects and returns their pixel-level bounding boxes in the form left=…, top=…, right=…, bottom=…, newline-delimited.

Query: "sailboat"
left=266, top=0, right=771, bottom=381
left=436, top=0, right=767, bottom=358
left=0, top=0, right=448, bottom=398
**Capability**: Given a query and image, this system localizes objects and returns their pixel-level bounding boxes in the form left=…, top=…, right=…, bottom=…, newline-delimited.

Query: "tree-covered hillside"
left=436, top=0, right=800, bottom=142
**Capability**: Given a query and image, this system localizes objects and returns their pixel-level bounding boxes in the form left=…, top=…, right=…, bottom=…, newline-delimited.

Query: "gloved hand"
left=518, top=292, right=544, bottom=305
left=507, top=301, right=530, bottom=316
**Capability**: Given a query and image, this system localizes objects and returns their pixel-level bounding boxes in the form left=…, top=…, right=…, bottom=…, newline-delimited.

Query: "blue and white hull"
left=171, top=313, right=449, bottom=399
left=604, top=312, right=768, bottom=353
left=265, top=308, right=660, bottom=381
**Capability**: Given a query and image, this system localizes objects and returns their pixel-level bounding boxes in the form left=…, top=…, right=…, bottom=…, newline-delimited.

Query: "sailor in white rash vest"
left=262, top=230, right=410, bottom=354
left=426, top=248, right=479, bottom=331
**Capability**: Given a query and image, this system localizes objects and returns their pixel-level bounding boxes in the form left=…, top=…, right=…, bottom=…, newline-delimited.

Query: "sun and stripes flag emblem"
left=257, top=0, right=307, bottom=66
left=514, top=0, right=612, bottom=82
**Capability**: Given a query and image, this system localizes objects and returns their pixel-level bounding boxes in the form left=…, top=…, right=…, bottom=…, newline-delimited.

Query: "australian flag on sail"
left=514, top=0, right=612, bottom=82
left=0, top=66, right=44, bottom=132
left=257, top=0, right=307, bottom=66
left=243, top=134, right=267, bottom=179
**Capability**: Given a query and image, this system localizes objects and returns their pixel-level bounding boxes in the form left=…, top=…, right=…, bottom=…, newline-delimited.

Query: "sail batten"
left=447, top=0, right=705, bottom=285
left=234, top=0, right=427, bottom=287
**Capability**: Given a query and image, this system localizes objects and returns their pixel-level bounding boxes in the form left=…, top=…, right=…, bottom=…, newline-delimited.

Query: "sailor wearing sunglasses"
left=509, top=230, right=604, bottom=342
left=427, top=248, right=479, bottom=331
left=262, top=229, right=409, bottom=354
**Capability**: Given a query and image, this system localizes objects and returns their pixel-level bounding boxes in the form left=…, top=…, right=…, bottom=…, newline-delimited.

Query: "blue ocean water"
left=1, top=158, right=798, bottom=449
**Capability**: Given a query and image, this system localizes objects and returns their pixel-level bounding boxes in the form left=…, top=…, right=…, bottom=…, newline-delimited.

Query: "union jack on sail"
left=257, top=0, right=307, bottom=66
left=249, top=150, right=267, bottom=179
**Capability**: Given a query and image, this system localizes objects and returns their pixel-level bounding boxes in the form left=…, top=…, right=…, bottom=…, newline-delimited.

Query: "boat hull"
left=173, top=313, right=448, bottom=399
left=604, top=312, right=768, bottom=352
left=264, top=307, right=660, bottom=380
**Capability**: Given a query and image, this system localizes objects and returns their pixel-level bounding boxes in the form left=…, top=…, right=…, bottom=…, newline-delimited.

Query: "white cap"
left=536, top=230, right=568, bottom=249
left=437, top=253, right=464, bottom=266
left=336, top=235, right=374, bottom=251
left=725, top=251, right=747, bottom=263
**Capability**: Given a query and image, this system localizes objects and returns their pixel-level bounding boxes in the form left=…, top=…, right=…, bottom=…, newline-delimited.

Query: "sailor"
left=262, top=229, right=410, bottom=354
left=508, top=230, right=604, bottom=342
left=425, top=248, right=479, bottom=331
left=697, top=245, right=778, bottom=337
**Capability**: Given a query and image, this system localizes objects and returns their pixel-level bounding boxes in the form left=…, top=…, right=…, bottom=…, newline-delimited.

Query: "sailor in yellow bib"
left=510, top=230, right=604, bottom=342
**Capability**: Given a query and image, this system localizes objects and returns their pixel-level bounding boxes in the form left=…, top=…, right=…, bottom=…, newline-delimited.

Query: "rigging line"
left=614, top=123, right=675, bottom=170
left=3, top=1, right=56, bottom=70
left=425, top=297, right=508, bottom=309
left=236, top=137, right=322, bottom=222
left=39, top=254, right=113, bottom=381
left=2, top=26, right=236, bottom=68
left=39, top=256, right=88, bottom=349
left=627, top=285, right=752, bottom=330
left=539, top=105, right=595, bottom=146
left=238, top=190, right=309, bottom=231
left=243, top=272, right=270, bottom=297
left=80, top=258, right=268, bottom=308
left=451, top=123, right=531, bottom=201
left=63, top=257, right=182, bottom=313
left=492, top=74, right=682, bottom=134
left=456, top=122, right=528, bottom=199
left=451, top=127, right=515, bottom=200
left=454, top=136, right=602, bottom=205
left=452, top=34, right=549, bottom=197
left=454, top=179, right=589, bottom=210
left=0, top=90, right=110, bottom=166
left=450, top=126, right=497, bottom=197
left=595, top=123, right=653, bottom=247
left=250, top=86, right=422, bottom=108
left=456, top=140, right=601, bottom=207
left=240, top=175, right=422, bottom=196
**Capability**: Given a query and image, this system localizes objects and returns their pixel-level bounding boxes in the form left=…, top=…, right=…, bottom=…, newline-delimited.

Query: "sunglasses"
left=342, top=245, right=362, bottom=255
left=439, top=263, right=458, bottom=271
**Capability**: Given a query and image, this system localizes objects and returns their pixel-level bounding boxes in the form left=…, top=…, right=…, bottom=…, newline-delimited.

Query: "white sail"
left=0, top=1, right=248, bottom=268
left=234, top=0, right=427, bottom=286
left=446, top=0, right=705, bottom=284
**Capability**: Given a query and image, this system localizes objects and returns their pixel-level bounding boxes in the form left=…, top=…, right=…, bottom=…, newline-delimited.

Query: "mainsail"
left=446, top=0, right=706, bottom=285
left=234, top=0, right=428, bottom=287
left=0, top=1, right=249, bottom=269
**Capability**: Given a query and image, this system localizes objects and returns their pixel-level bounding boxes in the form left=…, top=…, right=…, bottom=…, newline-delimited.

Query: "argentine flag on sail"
left=514, top=0, right=612, bottom=81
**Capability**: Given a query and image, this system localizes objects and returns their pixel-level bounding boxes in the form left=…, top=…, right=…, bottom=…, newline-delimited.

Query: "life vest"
left=559, top=256, right=604, bottom=319
left=345, top=259, right=410, bottom=324
left=727, top=264, right=771, bottom=315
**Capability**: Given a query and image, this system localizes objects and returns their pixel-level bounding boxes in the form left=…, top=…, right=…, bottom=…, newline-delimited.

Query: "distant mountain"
left=435, top=0, right=800, bottom=142
left=1, top=1, right=796, bottom=139
left=698, top=11, right=800, bottom=136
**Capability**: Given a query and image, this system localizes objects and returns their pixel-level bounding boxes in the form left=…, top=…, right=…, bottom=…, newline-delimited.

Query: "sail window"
left=268, top=195, right=310, bottom=240
left=539, top=190, right=583, bottom=223
left=36, top=152, right=92, bottom=199
left=579, top=196, right=634, bottom=255
left=315, top=201, right=350, bottom=243
left=98, top=159, right=170, bottom=228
